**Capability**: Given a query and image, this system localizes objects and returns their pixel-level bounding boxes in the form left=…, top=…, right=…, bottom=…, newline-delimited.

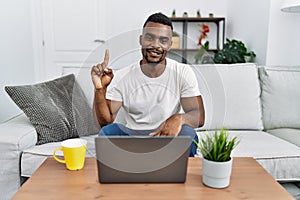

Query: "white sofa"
left=1, top=63, right=300, bottom=199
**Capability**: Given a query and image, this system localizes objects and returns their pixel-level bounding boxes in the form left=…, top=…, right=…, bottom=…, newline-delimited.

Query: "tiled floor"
left=280, top=182, right=300, bottom=200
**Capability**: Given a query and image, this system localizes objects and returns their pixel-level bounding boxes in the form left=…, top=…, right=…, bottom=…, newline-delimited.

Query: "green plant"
left=172, top=9, right=176, bottom=17
left=213, top=38, right=256, bottom=64
left=172, top=31, right=179, bottom=37
left=194, top=128, right=239, bottom=162
left=197, top=9, right=201, bottom=17
left=194, top=41, right=213, bottom=64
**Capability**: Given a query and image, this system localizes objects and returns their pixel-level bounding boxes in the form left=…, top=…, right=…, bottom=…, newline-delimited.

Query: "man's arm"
left=150, top=95, right=205, bottom=136
left=180, top=95, right=205, bottom=128
left=93, top=90, right=122, bottom=126
left=91, top=49, right=122, bottom=127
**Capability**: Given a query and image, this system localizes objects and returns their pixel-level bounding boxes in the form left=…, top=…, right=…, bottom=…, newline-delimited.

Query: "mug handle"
left=53, top=147, right=65, bottom=163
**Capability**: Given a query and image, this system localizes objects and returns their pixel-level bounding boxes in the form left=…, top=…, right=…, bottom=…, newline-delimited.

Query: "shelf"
left=170, top=17, right=225, bottom=23
left=170, top=17, right=225, bottom=63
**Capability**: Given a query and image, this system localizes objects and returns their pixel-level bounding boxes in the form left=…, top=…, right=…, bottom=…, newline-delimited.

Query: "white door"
left=33, top=0, right=107, bottom=81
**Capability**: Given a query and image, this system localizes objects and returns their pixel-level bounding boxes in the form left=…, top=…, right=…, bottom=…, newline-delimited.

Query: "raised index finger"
left=102, top=49, right=109, bottom=68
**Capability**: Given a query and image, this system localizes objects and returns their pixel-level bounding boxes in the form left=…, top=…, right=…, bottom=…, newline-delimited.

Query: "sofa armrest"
left=0, top=113, right=37, bottom=199
left=0, top=113, right=37, bottom=151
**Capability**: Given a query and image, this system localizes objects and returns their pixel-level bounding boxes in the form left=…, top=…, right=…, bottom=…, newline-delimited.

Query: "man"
left=91, top=13, right=205, bottom=156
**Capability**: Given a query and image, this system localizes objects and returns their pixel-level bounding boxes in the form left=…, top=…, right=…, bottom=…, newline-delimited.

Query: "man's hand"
left=149, top=114, right=182, bottom=136
left=91, top=49, right=114, bottom=89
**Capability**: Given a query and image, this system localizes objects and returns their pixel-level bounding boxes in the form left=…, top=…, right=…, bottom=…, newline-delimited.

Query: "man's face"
left=140, top=22, right=172, bottom=64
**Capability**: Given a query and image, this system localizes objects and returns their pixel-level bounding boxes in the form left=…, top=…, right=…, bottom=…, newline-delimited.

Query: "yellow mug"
left=53, top=138, right=87, bottom=170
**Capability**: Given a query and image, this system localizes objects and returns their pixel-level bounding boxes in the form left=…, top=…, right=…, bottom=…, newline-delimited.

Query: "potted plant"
left=194, top=128, right=239, bottom=188
left=183, top=12, right=188, bottom=18
left=213, top=38, right=256, bottom=64
left=196, top=9, right=201, bottom=18
left=172, top=9, right=176, bottom=18
left=171, top=31, right=180, bottom=49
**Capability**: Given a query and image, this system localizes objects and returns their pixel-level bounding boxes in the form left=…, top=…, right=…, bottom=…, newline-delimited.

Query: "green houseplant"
left=172, top=9, right=176, bottom=17
left=194, top=128, right=239, bottom=188
left=213, top=38, right=256, bottom=64
left=195, top=128, right=239, bottom=162
left=172, top=31, right=179, bottom=37
left=194, top=41, right=210, bottom=64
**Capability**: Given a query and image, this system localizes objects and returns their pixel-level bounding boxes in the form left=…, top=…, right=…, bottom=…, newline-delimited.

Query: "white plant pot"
left=202, top=158, right=233, bottom=188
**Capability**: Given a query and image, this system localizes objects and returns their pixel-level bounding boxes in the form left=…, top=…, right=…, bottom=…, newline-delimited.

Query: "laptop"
left=95, top=136, right=191, bottom=183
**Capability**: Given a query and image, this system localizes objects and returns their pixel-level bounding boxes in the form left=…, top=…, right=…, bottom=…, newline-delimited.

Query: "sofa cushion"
left=0, top=113, right=37, bottom=151
left=192, top=63, right=263, bottom=130
left=196, top=130, right=300, bottom=181
left=21, top=134, right=97, bottom=177
left=5, top=74, right=99, bottom=145
left=62, top=67, right=94, bottom=106
left=267, top=128, right=300, bottom=147
left=259, top=66, right=300, bottom=130
left=62, top=66, right=127, bottom=124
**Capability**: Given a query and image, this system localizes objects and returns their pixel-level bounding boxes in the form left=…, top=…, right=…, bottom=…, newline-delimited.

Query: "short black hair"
left=143, top=12, right=173, bottom=30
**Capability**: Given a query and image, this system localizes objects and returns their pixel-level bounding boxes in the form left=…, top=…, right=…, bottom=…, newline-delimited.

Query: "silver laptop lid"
left=95, top=136, right=191, bottom=183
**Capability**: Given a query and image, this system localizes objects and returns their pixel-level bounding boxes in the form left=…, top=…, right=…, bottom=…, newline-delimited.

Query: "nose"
left=151, top=38, right=160, bottom=48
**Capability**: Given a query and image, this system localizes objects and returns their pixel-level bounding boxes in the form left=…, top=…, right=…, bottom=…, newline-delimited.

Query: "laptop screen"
left=95, top=136, right=191, bottom=183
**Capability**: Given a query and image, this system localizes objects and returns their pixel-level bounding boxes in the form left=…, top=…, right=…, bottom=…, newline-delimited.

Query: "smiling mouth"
left=147, top=49, right=163, bottom=57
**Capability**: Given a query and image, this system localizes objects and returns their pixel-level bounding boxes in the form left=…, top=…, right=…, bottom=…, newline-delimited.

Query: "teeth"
left=149, top=51, right=160, bottom=56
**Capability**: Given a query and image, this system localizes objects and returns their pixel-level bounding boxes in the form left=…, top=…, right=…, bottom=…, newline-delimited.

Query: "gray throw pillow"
left=5, top=74, right=99, bottom=145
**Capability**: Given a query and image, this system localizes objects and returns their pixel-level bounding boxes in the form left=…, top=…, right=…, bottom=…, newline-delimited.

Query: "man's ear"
left=139, top=35, right=142, bottom=46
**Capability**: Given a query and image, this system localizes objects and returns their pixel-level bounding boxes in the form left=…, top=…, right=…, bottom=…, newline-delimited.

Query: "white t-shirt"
left=106, top=58, right=200, bottom=130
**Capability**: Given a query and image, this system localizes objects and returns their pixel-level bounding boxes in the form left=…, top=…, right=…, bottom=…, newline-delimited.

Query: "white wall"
left=266, top=0, right=300, bottom=65
left=104, top=0, right=227, bottom=39
left=0, top=0, right=35, bottom=122
left=226, top=0, right=270, bottom=65
left=226, top=0, right=300, bottom=66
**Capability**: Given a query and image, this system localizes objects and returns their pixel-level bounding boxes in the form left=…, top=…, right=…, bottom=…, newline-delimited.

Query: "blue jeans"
left=99, top=123, right=198, bottom=157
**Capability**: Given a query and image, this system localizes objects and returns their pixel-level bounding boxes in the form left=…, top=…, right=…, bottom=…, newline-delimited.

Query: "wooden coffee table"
left=13, top=157, right=293, bottom=199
